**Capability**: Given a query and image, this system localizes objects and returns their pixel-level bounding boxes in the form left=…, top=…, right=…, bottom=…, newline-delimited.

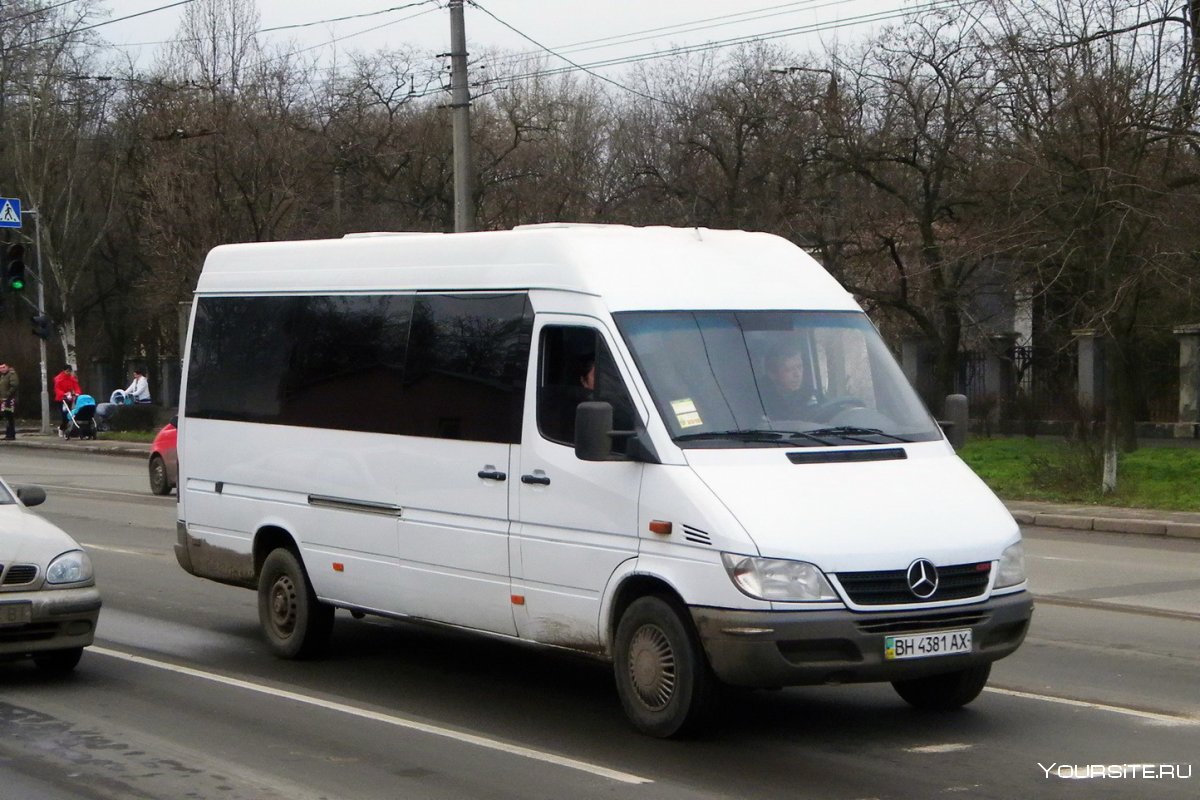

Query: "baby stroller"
left=63, top=394, right=99, bottom=440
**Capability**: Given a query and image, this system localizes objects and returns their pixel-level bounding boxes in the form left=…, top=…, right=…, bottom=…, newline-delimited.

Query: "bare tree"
left=987, top=0, right=1200, bottom=488
left=816, top=13, right=1013, bottom=403
left=1, top=0, right=125, bottom=370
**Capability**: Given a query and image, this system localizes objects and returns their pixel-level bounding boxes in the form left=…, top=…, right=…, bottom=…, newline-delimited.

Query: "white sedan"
left=0, top=477, right=101, bottom=672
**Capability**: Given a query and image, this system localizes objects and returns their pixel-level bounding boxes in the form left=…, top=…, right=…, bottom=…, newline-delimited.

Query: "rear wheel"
left=892, top=663, right=991, bottom=710
left=149, top=455, right=172, bottom=495
left=258, top=548, right=334, bottom=659
left=613, top=595, right=715, bottom=738
left=34, top=647, right=83, bottom=674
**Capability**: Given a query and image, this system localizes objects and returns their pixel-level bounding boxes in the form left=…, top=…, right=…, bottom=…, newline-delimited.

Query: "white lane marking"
left=905, top=743, right=973, bottom=753
left=985, top=687, right=1199, bottom=726
left=37, top=483, right=167, bottom=501
left=90, top=646, right=652, bottom=785
left=82, top=543, right=164, bottom=557
left=1028, top=555, right=1088, bottom=562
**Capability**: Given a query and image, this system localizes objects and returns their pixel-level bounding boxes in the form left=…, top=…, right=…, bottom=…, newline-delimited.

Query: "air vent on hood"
left=787, top=448, right=907, bottom=465
left=682, top=524, right=712, bottom=546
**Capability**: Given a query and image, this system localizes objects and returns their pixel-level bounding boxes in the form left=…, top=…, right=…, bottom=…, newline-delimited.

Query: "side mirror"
left=15, top=484, right=46, bottom=507
left=574, top=401, right=660, bottom=464
left=575, top=401, right=617, bottom=461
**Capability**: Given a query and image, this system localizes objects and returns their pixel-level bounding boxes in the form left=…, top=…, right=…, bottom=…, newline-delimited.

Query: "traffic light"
left=31, top=313, right=52, bottom=340
left=5, top=244, right=25, bottom=291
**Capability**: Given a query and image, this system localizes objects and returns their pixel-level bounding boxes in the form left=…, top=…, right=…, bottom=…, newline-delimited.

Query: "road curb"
left=1, top=439, right=149, bottom=460
left=1010, top=508, right=1200, bottom=540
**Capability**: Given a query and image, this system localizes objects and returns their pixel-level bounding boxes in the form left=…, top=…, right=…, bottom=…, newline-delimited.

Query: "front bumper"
left=691, top=591, right=1032, bottom=688
left=0, top=585, right=101, bottom=657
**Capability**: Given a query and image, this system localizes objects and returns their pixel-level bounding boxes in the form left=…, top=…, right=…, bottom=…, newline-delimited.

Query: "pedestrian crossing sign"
left=0, top=197, right=21, bottom=228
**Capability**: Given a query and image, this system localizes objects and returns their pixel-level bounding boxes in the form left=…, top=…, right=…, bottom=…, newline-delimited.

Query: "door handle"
left=477, top=470, right=507, bottom=481
left=521, top=473, right=551, bottom=486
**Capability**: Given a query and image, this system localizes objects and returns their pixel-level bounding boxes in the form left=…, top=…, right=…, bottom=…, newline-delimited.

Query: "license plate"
left=885, top=629, right=972, bottom=660
left=0, top=602, right=32, bottom=627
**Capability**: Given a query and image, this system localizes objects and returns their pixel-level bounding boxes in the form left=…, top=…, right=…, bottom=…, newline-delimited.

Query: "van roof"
left=196, top=224, right=859, bottom=312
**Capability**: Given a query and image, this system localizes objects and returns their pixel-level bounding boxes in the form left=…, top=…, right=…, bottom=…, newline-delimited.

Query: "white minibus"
left=175, top=224, right=1031, bottom=737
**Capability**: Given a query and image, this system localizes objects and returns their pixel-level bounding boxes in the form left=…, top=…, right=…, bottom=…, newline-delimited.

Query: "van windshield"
left=614, top=311, right=942, bottom=447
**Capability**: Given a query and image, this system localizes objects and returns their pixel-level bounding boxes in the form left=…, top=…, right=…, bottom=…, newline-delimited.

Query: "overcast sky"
left=95, top=0, right=925, bottom=75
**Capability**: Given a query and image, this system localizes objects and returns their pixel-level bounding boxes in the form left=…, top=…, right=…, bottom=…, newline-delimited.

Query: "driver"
left=760, top=342, right=816, bottom=420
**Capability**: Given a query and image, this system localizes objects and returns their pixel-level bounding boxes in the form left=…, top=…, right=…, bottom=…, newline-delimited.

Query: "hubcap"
left=269, top=574, right=297, bottom=636
left=627, top=623, right=676, bottom=710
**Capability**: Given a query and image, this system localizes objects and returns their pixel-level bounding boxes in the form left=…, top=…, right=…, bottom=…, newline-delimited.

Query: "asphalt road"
left=1, top=448, right=1196, bottom=799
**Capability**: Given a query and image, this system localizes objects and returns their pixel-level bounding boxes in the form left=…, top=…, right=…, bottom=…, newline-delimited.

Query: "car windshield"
left=0, top=482, right=14, bottom=504
left=614, top=310, right=942, bottom=447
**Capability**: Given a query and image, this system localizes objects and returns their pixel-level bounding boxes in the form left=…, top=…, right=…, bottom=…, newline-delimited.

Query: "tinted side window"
left=398, top=294, right=533, bottom=443
left=186, top=295, right=412, bottom=433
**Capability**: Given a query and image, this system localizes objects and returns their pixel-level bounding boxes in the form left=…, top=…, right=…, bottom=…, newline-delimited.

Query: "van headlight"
left=46, top=550, right=94, bottom=585
left=721, top=553, right=838, bottom=601
left=994, top=541, right=1026, bottom=589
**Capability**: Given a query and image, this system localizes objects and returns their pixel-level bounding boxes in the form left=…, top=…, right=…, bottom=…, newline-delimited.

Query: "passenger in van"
left=761, top=343, right=817, bottom=420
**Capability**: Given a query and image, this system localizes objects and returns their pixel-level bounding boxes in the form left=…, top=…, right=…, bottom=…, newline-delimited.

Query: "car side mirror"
left=15, top=484, right=46, bottom=507
left=574, top=401, right=659, bottom=463
left=575, top=401, right=616, bottom=461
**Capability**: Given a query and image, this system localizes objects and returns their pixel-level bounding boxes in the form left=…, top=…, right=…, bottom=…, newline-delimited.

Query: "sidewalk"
left=4, top=427, right=1200, bottom=541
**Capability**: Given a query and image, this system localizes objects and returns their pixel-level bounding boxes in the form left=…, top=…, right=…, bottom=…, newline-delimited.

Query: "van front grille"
left=835, top=562, right=991, bottom=605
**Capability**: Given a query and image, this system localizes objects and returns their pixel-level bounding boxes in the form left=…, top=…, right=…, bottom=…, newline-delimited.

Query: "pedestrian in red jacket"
left=53, top=366, right=82, bottom=437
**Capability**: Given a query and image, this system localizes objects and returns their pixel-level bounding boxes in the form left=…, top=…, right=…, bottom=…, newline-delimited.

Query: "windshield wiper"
left=674, top=429, right=795, bottom=445
left=803, top=426, right=914, bottom=443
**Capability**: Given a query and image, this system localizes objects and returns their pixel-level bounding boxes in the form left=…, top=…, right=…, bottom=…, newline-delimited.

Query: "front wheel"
left=258, top=548, right=334, bottom=659
left=149, top=455, right=172, bottom=495
left=613, top=596, right=715, bottom=738
left=892, top=663, right=991, bottom=710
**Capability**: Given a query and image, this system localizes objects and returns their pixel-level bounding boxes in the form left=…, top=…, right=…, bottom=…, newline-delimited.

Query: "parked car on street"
left=149, top=417, right=178, bottom=496
left=0, top=477, right=101, bottom=672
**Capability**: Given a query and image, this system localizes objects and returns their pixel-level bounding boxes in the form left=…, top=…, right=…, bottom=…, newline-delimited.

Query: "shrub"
left=106, top=403, right=160, bottom=432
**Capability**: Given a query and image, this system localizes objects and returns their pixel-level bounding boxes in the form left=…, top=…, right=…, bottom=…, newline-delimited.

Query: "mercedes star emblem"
left=906, top=559, right=939, bottom=599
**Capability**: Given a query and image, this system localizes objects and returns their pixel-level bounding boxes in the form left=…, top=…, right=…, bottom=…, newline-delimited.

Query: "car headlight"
left=721, top=553, right=838, bottom=601
left=994, top=541, right=1026, bottom=589
left=46, top=550, right=94, bottom=585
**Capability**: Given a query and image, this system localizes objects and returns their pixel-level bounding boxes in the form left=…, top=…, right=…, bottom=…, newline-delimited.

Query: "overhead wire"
left=1, top=0, right=85, bottom=26
left=496, top=0, right=965, bottom=85
left=26, top=0, right=196, bottom=46
left=466, top=0, right=679, bottom=108
left=487, top=0, right=867, bottom=70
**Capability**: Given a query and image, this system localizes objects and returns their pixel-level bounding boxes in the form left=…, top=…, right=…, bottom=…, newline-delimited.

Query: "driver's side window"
left=537, top=325, right=635, bottom=450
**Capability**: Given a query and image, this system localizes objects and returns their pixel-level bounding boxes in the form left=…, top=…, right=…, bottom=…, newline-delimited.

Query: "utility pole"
left=449, top=0, right=475, bottom=232
left=23, top=208, right=50, bottom=434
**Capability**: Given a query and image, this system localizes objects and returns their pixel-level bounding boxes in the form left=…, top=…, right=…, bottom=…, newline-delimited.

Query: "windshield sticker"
left=671, top=398, right=703, bottom=428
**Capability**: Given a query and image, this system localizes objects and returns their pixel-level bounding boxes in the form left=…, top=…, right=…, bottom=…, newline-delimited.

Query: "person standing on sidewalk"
left=0, top=363, right=18, bottom=440
left=53, top=365, right=82, bottom=438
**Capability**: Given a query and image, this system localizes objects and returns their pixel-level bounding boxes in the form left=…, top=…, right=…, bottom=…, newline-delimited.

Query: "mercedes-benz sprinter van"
left=175, top=224, right=1032, bottom=737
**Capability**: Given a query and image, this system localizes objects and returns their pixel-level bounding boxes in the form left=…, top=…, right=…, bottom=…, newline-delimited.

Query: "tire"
left=33, top=647, right=83, bottom=674
left=613, top=595, right=715, bottom=738
left=892, top=663, right=992, bottom=711
left=258, top=548, right=334, bottom=659
left=149, top=455, right=172, bottom=495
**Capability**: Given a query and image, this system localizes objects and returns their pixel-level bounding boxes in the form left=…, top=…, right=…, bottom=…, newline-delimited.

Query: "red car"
left=149, top=417, right=178, bottom=495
